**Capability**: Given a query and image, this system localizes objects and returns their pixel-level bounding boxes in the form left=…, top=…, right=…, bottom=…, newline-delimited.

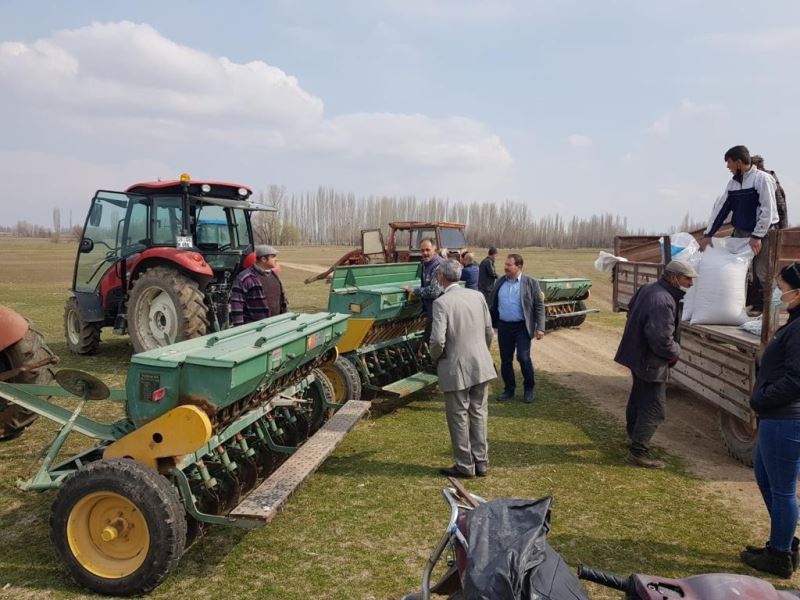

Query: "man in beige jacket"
left=429, top=259, right=496, bottom=478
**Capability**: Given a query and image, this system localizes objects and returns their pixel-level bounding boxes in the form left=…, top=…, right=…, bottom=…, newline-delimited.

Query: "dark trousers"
left=754, top=419, right=800, bottom=552
left=497, top=320, right=534, bottom=392
left=625, top=372, right=666, bottom=455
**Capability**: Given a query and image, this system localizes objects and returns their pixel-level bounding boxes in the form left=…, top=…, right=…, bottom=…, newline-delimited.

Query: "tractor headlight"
left=238, top=188, right=248, bottom=197
left=200, top=184, right=211, bottom=194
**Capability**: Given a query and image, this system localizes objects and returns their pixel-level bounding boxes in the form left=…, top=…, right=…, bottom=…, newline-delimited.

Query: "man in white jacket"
left=700, top=145, right=778, bottom=312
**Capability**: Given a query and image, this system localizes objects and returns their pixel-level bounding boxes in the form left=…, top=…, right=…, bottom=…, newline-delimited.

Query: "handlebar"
left=577, top=565, right=630, bottom=592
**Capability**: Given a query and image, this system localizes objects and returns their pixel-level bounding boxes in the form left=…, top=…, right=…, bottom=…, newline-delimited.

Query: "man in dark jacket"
left=478, top=246, right=498, bottom=303
left=460, top=251, right=479, bottom=290
left=614, top=259, right=698, bottom=468
left=489, top=254, right=546, bottom=403
left=402, top=238, right=444, bottom=340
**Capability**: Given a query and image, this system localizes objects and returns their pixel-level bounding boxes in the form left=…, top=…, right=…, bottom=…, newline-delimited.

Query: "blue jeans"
left=497, top=320, right=534, bottom=392
left=754, top=419, right=800, bottom=552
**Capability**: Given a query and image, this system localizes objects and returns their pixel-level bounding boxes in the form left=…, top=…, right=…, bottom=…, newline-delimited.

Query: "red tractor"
left=304, top=221, right=468, bottom=284
left=64, top=174, right=275, bottom=354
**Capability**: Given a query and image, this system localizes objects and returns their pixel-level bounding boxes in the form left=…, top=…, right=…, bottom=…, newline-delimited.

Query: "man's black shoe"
left=497, top=390, right=515, bottom=402
left=439, top=465, right=474, bottom=478
left=523, top=389, right=535, bottom=403
left=475, top=467, right=487, bottom=477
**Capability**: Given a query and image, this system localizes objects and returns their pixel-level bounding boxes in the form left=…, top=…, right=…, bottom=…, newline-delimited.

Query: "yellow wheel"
left=319, top=357, right=362, bottom=404
left=51, top=459, right=186, bottom=596
left=67, top=491, right=150, bottom=579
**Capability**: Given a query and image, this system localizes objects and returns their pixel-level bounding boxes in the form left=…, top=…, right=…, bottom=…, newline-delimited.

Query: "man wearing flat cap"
left=229, top=245, right=288, bottom=326
left=614, top=259, right=698, bottom=468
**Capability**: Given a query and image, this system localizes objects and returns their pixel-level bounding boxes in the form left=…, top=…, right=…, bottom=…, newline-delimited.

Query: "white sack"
left=594, top=251, right=627, bottom=273
left=690, top=237, right=753, bottom=326
left=680, top=250, right=703, bottom=322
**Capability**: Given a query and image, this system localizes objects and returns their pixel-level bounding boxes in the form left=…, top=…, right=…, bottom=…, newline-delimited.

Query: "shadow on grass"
left=552, top=532, right=752, bottom=582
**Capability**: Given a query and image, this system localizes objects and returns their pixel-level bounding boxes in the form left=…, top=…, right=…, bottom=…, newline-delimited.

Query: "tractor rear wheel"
left=127, top=266, right=209, bottom=353
left=64, top=297, right=102, bottom=355
left=0, top=324, right=56, bottom=441
left=50, top=458, right=186, bottom=596
left=320, top=356, right=362, bottom=404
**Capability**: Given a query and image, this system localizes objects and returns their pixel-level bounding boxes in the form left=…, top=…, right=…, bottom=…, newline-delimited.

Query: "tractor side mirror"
left=89, top=203, right=103, bottom=227
left=79, top=238, right=94, bottom=253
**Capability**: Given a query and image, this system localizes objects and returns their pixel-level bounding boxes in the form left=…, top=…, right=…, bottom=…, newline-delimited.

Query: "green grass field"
left=0, top=240, right=771, bottom=599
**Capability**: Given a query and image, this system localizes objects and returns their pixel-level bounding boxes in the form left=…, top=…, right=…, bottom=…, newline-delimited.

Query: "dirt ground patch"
left=536, top=323, right=767, bottom=532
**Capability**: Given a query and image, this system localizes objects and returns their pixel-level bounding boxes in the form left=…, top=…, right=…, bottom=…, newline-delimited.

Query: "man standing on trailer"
left=614, top=260, right=698, bottom=469
left=488, top=254, right=545, bottom=403
left=429, top=259, right=496, bottom=478
left=700, top=145, right=778, bottom=313
left=229, top=245, right=287, bottom=326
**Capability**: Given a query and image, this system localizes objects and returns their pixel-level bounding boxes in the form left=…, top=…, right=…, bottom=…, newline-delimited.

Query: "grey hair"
left=439, top=259, right=463, bottom=283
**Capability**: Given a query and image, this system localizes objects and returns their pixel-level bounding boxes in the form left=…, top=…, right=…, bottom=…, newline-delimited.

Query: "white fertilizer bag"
left=681, top=251, right=702, bottom=322
left=690, top=237, right=753, bottom=326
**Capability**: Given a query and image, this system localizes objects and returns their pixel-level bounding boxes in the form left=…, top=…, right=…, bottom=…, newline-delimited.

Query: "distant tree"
left=52, top=207, right=61, bottom=243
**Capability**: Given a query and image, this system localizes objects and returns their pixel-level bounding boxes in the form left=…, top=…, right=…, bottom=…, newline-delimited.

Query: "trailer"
left=612, top=225, right=800, bottom=465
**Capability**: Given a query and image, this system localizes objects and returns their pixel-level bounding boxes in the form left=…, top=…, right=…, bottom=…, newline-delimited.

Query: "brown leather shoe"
left=625, top=451, right=665, bottom=469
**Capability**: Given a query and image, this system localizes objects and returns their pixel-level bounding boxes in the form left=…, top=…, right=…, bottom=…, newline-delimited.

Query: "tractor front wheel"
left=127, top=266, right=209, bottom=353
left=0, top=323, right=56, bottom=440
left=50, top=458, right=186, bottom=596
left=64, top=297, right=102, bottom=355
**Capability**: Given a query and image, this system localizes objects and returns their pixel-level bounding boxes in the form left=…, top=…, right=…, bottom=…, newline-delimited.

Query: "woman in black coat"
left=741, top=262, right=800, bottom=578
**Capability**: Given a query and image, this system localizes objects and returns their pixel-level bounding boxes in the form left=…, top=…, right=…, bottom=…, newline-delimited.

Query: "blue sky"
left=0, top=0, right=797, bottom=231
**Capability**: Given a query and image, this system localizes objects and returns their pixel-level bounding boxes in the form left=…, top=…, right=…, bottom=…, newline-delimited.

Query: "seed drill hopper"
left=539, top=277, right=599, bottom=331
left=320, top=263, right=439, bottom=403
left=0, top=312, right=370, bottom=596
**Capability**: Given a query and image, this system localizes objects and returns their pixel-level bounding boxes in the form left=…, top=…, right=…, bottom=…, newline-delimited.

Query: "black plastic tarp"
left=461, top=496, right=589, bottom=600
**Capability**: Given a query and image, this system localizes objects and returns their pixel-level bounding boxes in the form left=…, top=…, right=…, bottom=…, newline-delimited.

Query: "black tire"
left=0, top=323, right=57, bottom=440
left=320, top=356, right=363, bottom=404
left=127, top=266, right=209, bottom=353
left=63, top=297, right=102, bottom=355
left=719, top=410, right=756, bottom=467
left=50, top=458, right=186, bottom=596
left=307, top=368, right=336, bottom=434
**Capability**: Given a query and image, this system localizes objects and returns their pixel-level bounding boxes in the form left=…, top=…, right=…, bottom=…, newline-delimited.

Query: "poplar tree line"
left=253, top=185, right=637, bottom=249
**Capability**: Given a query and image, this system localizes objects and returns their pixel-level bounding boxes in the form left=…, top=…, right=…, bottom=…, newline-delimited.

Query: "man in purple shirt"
left=229, top=245, right=287, bottom=326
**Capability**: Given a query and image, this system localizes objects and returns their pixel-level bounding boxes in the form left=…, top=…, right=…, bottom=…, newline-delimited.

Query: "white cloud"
left=648, top=99, right=727, bottom=137
left=0, top=21, right=511, bottom=174
left=568, top=134, right=592, bottom=148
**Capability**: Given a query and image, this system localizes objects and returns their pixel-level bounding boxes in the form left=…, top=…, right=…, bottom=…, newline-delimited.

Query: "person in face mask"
left=699, top=145, right=779, bottom=313
left=741, top=262, right=800, bottom=578
left=613, top=260, right=698, bottom=468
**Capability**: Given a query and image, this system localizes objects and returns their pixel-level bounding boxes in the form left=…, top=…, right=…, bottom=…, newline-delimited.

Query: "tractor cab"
left=66, top=174, right=276, bottom=355
left=384, top=221, right=467, bottom=262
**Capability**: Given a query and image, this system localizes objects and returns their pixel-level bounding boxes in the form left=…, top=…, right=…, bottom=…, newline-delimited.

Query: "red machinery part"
left=0, top=305, right=28, bottom=353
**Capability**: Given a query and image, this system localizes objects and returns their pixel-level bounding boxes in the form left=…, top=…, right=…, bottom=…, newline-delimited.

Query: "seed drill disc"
left=54, top=369, right=110, bottom=400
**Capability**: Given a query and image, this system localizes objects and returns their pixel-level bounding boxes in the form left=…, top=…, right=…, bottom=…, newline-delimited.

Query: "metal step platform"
left=230, top=399, right=371, bottom=521
left=380, top=372, right=438, bottom=398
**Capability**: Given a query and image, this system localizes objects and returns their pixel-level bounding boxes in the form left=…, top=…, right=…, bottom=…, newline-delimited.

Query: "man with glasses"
left=614, top=260, right=698, bottom=468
